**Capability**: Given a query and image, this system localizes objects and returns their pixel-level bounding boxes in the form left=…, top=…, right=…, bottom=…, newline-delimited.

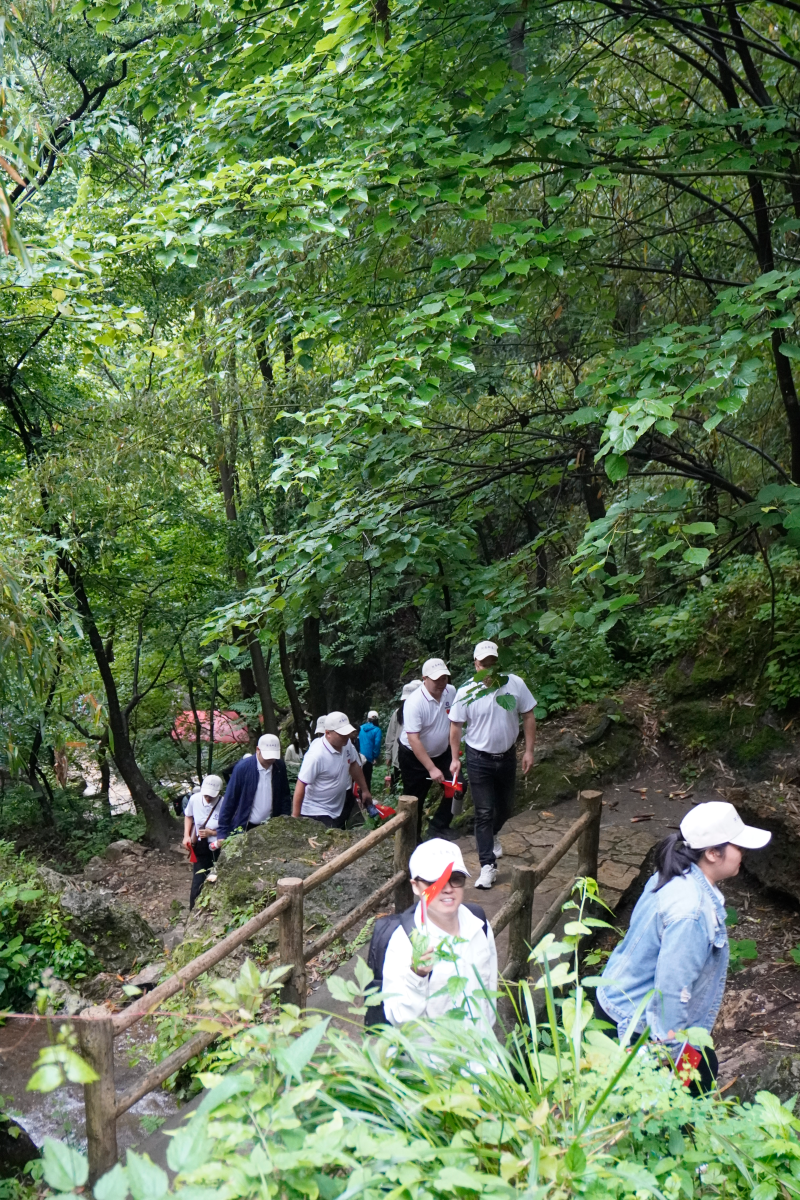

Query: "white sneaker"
left=474, top=864, right=498, bottom=889
left=493, top=839, right=503, bottom=860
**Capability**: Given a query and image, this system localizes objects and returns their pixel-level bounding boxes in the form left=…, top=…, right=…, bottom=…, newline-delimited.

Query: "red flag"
left=424, top=861, right=454, bottom=905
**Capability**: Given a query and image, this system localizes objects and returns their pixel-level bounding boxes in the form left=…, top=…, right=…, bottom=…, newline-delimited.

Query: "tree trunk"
left=303, top=615, right=327, bottom=722
left=57, top=553, right=178, bottom=847
left=278, top=631, right=309, bottom=749
left=249, top=635, right=278, bottom=734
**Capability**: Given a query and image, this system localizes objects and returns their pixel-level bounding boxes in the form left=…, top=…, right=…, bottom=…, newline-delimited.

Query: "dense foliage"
left=30, top=954, right=800, bottom=1200
left=2, top=0, right=800, bottom=840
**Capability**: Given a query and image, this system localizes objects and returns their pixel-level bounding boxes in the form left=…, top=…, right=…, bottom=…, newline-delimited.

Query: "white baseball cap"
left=257, top=734, right=281, bottom=761
left=201, top=774, right=224, bottom=798
left=325, top=711, right=357, bottom=735
left=474, top=639, right=499, bottom=660
left=422, top=657, right=450, bottom=680
left=409, top=838, right=470, bottom=881
left=680, top=801, right=771, bottom=850
left=367, top=709, right=379, bottom=719
left=401, top=680, right=422, bottom=699
left=314, top=715, right=327, bottom=735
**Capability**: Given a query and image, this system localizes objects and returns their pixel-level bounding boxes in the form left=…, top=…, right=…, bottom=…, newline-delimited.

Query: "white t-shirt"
left=449, top=673, right=536, bottom=754
left=400, top=682, right=456, bottom=757
left=249, top=760, right=274, bottom=824
left=185, top=792, right=222, bottom=833
left=382, top=903, right=497, bottom=1032
left=298, top=736, right=359, bottom=818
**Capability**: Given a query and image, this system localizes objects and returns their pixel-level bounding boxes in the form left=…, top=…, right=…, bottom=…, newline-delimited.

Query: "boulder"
left=83, top=855, right=112, bottom=882
left=36, top=866, right=70, bottom=894
left=105, top=838, right=146, bottom=862
left=720, top=785, right=800, bottom=906
left=0, top=1116, right=39, bottom=1175
left=60, top=886, right=159, bottom=973
left=126, top=961, right=165, bottom=989
left=184, top=816, right=394, bottom=954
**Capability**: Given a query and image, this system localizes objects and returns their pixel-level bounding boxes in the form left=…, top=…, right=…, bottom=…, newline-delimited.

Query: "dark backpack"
left=364, top=902, right=488, bottom=1027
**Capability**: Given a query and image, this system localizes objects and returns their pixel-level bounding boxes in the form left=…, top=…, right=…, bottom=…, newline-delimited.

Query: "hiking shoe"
left=493, top=838, right=503, bottom=859
left=474, top=864, right=498, bottom=889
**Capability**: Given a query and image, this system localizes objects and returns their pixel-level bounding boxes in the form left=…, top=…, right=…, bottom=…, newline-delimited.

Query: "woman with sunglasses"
left=382, top=839, right=497, bottom=1030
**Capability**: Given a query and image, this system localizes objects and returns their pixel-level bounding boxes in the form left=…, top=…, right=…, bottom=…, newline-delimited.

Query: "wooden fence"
left=13, top=788, right=603, bottom=1182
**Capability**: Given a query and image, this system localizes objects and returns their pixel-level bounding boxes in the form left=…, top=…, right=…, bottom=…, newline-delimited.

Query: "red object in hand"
left=424, top=861, right=454, bottom=905
left=676, top=1043, right=703, bottom=1087
left=442, top=777, right=463, bottom=799
left=187, top=843, right=198, bottom=864
left=374, top=803, right=396, bottom=819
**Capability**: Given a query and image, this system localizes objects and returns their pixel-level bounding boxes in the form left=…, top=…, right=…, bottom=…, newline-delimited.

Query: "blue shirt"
left=597, top=864, right=729, bottom=1048
left=358, top=721, right=382, bottom=763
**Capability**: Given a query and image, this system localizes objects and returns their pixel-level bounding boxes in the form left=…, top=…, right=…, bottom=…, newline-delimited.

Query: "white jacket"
left=382, top=903, right=498, bottom=1031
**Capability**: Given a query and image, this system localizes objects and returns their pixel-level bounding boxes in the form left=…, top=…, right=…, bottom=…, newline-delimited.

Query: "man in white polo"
left=292, top=711, right=373, bottom=828
left=399, top=657, right=457, bottom=839
left=449, top=640, right=536, bottom=889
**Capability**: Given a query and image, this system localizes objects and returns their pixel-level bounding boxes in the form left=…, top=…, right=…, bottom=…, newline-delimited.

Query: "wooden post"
left=277, top=877, right=306, bottom=1008
left=78, top=1016, right=117, bottom=1183
left=393, top=796, right=418, bottom=912
left=505, top=865, right=536, bottom=979
left=577, top=789, right=603, bottom=879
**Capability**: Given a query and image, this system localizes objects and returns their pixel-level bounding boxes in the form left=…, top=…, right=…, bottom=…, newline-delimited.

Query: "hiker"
left=385, top=681, right=421, bottom=791
left=380, top=839, right=497, bottom=1030
left=183, top=774, right=225, bottom=908
left=399, top=658, right=457, bottom=838
left=284, top=731, right=304, bottom=785
left=292, top=711, right=373, bottom=828
left=313, top=715, right=326, bottom=738
left=448, top=640, right=536, bottom=890
left=358, top=710, right=383, bottom=789
left=216, top=734, right=291, bottom=841
left=596, top=801, right=771, bottom=1093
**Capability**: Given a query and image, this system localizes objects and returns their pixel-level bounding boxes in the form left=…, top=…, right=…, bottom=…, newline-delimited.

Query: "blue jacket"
left=597, top=864, right=729, bottom=1048
left=217, top=755, right=291, bottom=839
left=358, top=721, right=382, bottom=762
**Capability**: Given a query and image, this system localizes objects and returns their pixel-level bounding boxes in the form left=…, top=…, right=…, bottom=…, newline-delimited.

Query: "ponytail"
left=653, top=832, right=729, bottom=890
left=397, top=701, right=405, bottom=727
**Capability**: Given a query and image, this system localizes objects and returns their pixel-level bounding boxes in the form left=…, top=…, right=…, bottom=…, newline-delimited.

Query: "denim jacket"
left=597, top=864, right=729, bottom=1046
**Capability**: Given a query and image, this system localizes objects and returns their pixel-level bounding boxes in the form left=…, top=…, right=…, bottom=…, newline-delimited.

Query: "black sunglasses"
left=418, top=873, right=467, bottom=889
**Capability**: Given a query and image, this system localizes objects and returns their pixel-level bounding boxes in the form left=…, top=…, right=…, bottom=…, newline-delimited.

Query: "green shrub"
left=0, top=844, right=96, bottom=1008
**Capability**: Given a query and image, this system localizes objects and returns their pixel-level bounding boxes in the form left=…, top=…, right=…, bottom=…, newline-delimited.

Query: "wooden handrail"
left=304, top=870, right=405, bottom=962
left=532, top=809, right=592, bottom=885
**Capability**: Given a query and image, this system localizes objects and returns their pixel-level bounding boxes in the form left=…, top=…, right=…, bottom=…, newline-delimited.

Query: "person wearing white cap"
left=596, top=801, right=771, bottom=1092
left=358, top=710, right=383, bottom=790
left=293, top=711, right=373, bottom=827
left=216, top=734, right=291, bottom=842
left=313, top=715, right=327, bottom=738
left=399, top=658, right=458, bottom=839
left=381, top=838, right=497, bottom=1030
left=385, top=681, right=422, bottom=789
left=183, top=775, right=225, bottom=908
left=448, top=640, right=536, bottom=889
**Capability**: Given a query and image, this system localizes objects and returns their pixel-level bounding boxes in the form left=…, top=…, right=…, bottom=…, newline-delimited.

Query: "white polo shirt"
left=249, top=759, right=274, bottom=824
left=449, top=673, right=536, bottom=754
left=185, top=793, right=222, bottom=833
left=298, top=735, right=359, bottom=818
left=399, top=682, right=456, bottom=757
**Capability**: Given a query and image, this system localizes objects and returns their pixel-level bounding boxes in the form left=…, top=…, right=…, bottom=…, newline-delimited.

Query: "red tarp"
left=173, top=710, right=250, bottom=744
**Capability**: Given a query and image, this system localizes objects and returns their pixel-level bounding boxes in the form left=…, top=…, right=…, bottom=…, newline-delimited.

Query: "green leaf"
left=681, top=521, right=716, bottom=535
left=604, top=454, right=628, bottom=481
left=778, top=343, right=800, bottom=360
left=682, top=547, right=710, bottom=567
left=125, top=1151, right=168, bottom=1200
left=274, top=1018, right=330, bottom=1081
left=166, top=1115, right=210, bottom=1175
left=94, top=1163, right=130, bottom=1200
left=27, top=1064, right=65, bottom=1092
left=495, top=694, right=516, bottom=710
left=42, top=1139, right=89, bottom=1192
left=789, top=945, right=800, bottom=965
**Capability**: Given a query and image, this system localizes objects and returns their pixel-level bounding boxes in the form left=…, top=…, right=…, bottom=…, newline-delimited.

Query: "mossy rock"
left=665, top=699, right=788, bottom=767
left=663, top=652, right=742, bottom=699
left=186, top=816, right=394, bottom=950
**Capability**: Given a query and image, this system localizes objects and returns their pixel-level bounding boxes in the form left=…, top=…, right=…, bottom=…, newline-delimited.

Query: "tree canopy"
left=2, top=0, right=800, bottom=842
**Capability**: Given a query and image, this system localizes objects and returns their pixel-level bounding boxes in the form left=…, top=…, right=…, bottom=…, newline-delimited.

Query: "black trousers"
left=189, top=838, right=220, bottom=909
left=362, top=761, right=374, bottom=788
left=398, top=743, right=454, bottom=839
left=593, top=995, right=718, bottom=1095
left=465, top=744, right=516, bottom=867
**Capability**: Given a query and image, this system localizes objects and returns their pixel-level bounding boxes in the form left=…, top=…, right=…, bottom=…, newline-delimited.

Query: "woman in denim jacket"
left=597, top=801, right=770, bottom=1091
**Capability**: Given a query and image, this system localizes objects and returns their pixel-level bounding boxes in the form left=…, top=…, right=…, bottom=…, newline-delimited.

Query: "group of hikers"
left=181, top=637, right=769, bottom=1093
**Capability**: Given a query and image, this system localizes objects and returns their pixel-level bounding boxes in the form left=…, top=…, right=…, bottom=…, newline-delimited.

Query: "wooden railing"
left=12, top=787, right=604, bottom=1182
